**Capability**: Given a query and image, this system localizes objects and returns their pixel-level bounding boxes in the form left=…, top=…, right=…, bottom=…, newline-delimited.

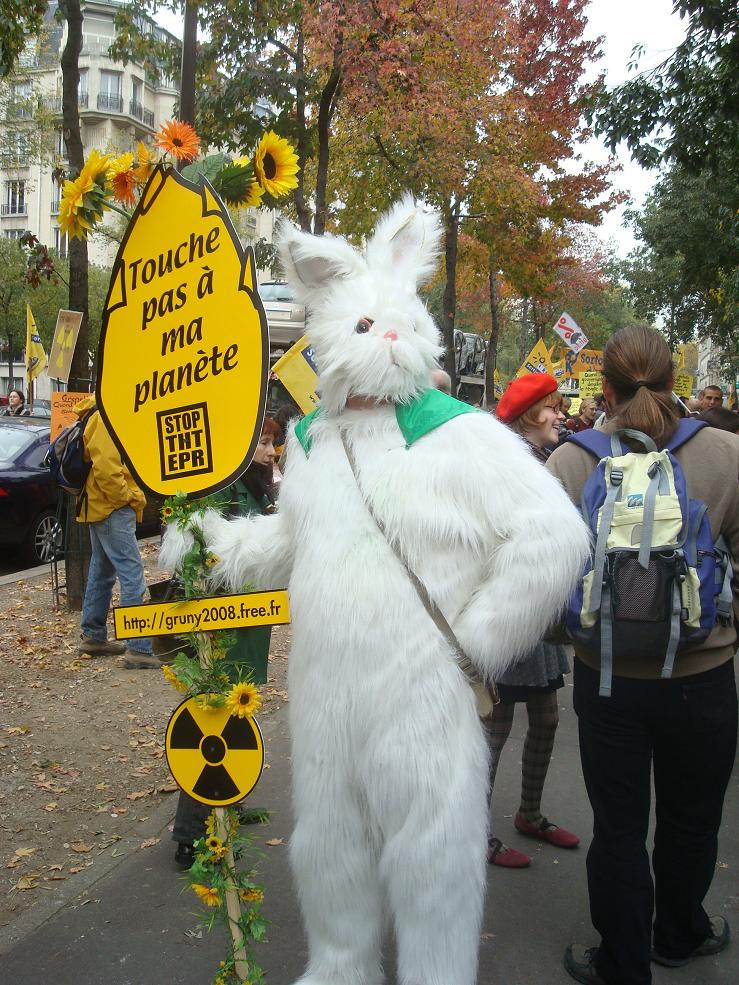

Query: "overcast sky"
left=156, top=0, right=686, bottom=258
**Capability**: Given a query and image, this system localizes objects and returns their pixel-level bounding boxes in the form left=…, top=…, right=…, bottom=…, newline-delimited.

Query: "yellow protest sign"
left=516, top=339, right=553, bottom=378
left=493, top=368, right=504, bottom=398
left=165, top=695, right=264, bottom=806
left=97, top=164, right=269, bottom=498
left=113, top=589, right=290, bottom=639
left=26, top=305, right=48, bottom=383
left=271, top=335, right=320, bottom=414
left=568, top=397, right=582, bottom=416
left=48, top=310, right=83, bottom=383
left=579, top=371, right=602, bottom=398
left=563, top=347, right=604, bottom=379
left=673, top=372, right=694, bottom=398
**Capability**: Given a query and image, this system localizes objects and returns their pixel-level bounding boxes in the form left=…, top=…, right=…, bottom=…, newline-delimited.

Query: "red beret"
left=496, top=373, right=558, bottom=424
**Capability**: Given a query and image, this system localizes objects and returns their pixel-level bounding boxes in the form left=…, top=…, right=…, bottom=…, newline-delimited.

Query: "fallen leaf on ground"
left=69, top=842, right=94, bottom=853
left=265, top=838, right=283, bottom=847
left=140, top=837, right=160, bottom=849
left=126, top=789, right=153, bottom=800
left=14, top=847, right=37, bottom=858
left=12, top=876, right=38, bottom=891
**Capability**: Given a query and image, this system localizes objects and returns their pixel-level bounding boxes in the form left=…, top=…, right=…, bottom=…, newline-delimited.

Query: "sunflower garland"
left=159, top=497, right=269, bottom=985
left=54, top=119, right=299, bottom=246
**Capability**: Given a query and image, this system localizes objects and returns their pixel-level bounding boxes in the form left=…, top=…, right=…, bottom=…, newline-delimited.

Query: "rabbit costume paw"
left=177, top=196, right=590, bottom=985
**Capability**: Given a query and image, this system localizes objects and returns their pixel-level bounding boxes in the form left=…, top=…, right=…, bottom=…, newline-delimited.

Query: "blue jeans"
left=81, top=506, right=151, bottom=654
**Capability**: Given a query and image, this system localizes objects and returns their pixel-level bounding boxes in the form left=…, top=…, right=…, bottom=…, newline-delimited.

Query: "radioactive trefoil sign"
left=97, top=163, right=269, bottom=498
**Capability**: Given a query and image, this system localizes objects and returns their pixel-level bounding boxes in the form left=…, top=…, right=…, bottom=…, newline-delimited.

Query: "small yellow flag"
left=26, top=305, right=48, bottom=383
left=515, top=339, right=553, bottom=378
left=271, top=336, right=320, bottom=415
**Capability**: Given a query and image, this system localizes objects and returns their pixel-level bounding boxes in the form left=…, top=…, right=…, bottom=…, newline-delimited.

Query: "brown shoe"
left=120, top=651, right=163, bottom=670
left=79, top=635, right=126, bottom=656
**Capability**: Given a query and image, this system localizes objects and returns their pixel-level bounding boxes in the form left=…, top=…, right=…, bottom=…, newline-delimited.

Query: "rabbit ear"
left=365, top=194, right=442, bottom=287
left=276, top=220, right=365, bottom=303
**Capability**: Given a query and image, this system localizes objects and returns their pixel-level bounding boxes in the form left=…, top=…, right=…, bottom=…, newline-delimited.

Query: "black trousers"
left=573, top=657, right=737, bottom=985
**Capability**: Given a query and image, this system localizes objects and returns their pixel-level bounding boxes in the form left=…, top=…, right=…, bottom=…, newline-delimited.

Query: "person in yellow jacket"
left=74, top=395, right=155, bottom=668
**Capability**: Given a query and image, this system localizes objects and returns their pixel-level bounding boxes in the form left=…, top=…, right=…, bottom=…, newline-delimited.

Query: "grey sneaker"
left=651, top=916, right=730, bottom=967
left=79, top=635, right=126, bottom=656
left=120, top=651, right=163, bottom=670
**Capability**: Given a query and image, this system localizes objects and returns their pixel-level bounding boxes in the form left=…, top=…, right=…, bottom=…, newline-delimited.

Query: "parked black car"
left=0, top=416, right=162, bottom=568
left=0, top=417, right=62, bottom=565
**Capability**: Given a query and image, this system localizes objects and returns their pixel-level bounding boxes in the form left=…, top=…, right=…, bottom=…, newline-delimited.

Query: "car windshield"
left=259, top=283, right=294, bottom=302
left=0, top=428, right=35, bottom=466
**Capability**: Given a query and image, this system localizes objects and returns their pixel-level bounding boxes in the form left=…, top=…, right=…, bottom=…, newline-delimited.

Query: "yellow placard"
left=26, top=305, right=48, bottom=383
left=50, top=390, right=87, bottom=440
left=96, top=164, right=269, bottom=499
left=563, top=347, right=604, bottom=379
left=271, top=335, right=320, bottom=414
left=568, top=397, right=582, bottom=416
left=515, top=339, right=554, bottom=378
left=165, top=695, right=264, bottom=806
left=579, top=370, right=602, bottom=398
left=673, top=372, right=694, bottom=398
left=493, top=368, right=504, bottom=398
left=113, top=589, right=290, bottom=640
left=48, top=310, right=83, bottom=384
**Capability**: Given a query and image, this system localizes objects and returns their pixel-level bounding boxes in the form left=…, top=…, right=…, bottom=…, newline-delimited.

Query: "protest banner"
left=673, top=372, right=694, bottom=398
left=578, top=371, right=602, bottom=398
left=515, top=339, right=554, bottom=378
left=552, top=311, right=589, bottom=353
left=50, top=391, right=88, bottom=439
left=48, top=310, right=83, bottom=383
left=97, top=163, right=269, bottom=499
left=25, top=305, right=48, bottom=384
left=563, top=347, right=604, bottom=379
left=493, top=368, right=504, bottom=398
left=271, top=335, right=320, bottom=414
left=568, top=397, right=582, bottom=416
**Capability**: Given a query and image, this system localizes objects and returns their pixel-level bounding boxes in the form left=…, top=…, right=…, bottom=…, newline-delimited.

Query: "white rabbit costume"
left=161, top=197, right=590, bottom=985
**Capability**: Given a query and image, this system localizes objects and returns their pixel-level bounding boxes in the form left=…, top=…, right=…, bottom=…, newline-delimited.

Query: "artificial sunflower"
left=205, top=834, right=225, bottom=858
left=78, top=148, right=111, bottom=187
left=134, top=140, right=157, bottom=184
left=156, top=118, right=200, bottom=162
left=162, top=664, right=187, bottom=692
left=192, top=882, right=221, bottom=907
left=107, top=152, right=137, bottom=207
left=205, top=811, right=217, bottom=838
left=58, top=169, right=110, bottom=240
left=223, top=157, right=264, bottom=209
left=226, top=681, right=262, bottom=719
left=161, top=505, right=174, bottom=521
left=205, top=553, right=219, bottom=568
left=238, top=887, right=264, bottom=904
left=253, top=131, right=299, bottom=198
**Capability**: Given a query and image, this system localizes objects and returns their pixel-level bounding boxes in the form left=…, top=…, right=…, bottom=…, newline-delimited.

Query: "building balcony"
left=41, top=92, right=89, bottom=114
left=143, top=108, right=155, bottom=128
left=130, top=99, right=144, bottom=121
left=97, top=92, right=123, bottom=113
left=1, top=204, right=28, bottom=216
left=7, top=102, right=35, bottom=120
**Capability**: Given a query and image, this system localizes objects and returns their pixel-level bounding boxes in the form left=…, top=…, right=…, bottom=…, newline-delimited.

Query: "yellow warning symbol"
left=165, top=696, right=264, bottom=806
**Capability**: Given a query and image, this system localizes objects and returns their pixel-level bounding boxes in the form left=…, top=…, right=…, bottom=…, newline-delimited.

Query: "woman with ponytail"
left=547, top=326, right=739, bottom=985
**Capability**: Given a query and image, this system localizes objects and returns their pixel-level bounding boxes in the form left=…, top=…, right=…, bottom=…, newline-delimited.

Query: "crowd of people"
left=45, top=322, right=735, bottom=985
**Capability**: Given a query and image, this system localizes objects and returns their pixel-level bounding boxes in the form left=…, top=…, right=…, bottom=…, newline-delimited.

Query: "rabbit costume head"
left=276, top=195, right=443, bottom=414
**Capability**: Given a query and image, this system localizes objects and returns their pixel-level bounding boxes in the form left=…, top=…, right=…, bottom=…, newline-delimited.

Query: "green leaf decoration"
left=181, top=152, right=226, bottom=185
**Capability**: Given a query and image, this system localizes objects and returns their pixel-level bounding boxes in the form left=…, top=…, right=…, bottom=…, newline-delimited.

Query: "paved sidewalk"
left=1, top=672, right=736, bottom=985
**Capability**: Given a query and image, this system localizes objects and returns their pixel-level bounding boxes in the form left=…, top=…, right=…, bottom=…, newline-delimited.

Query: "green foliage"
left=621, top=163, right=738, bottom=373
left=590, top=2, right=739, bottom=176
left=0, top=0, right=47, bottom=78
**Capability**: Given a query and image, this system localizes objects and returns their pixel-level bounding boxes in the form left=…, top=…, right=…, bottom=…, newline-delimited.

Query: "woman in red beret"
left=484, top=373, right=580, bottom=867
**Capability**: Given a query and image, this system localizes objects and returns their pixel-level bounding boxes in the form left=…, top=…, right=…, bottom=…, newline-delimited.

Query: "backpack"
left=47, top=404, right=97, bottom=500
left=566, top=419, right=733, bottom=697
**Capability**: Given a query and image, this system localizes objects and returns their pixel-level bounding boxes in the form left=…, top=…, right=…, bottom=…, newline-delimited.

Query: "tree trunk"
left=441, top=198, right=460, bottom=393
left=60, top=0, right=89, bottom=389
left=59, top=0, right=90, bottom=610
left=293, top=27, right=312, bottom=233
left=484, top=257, right=500, bottom=406
left=518, top=296, right=530, bottom=364
left=179, top=1, right=198, bottom=128
left=313, top=57, right=341, bottom=236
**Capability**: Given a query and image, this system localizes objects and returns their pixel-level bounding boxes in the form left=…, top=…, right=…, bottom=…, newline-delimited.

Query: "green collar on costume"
left=294, top=388, right=479, bottom=456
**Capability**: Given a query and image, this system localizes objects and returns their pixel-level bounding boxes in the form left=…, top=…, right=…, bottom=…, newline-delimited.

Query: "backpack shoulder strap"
left=566, top=428, right=612, bottom=459
left=665, top=417, right=706, bottom=452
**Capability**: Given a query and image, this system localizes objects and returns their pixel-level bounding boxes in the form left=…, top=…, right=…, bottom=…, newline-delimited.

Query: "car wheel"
left=22, top=510, right=64, bottom=566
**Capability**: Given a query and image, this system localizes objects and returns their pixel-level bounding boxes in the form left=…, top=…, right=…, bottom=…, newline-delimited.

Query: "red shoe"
left=515, top=813, right=580, bottom=848
left=487, top=837, right=531, bottom=868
